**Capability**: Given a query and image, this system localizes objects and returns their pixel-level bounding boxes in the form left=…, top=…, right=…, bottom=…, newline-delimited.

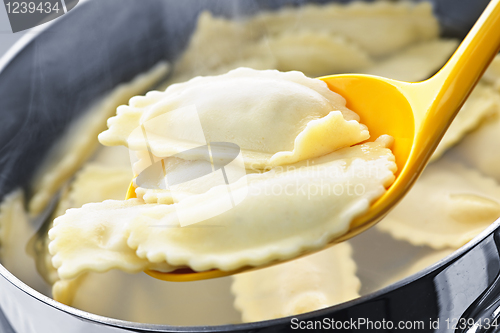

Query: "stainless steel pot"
left=0, top=0, right=497, bottom=332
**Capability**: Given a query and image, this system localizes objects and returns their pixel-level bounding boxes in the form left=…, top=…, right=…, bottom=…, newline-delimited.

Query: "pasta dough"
left=134, top=155, right=258, bottom=205
left=232, top=242, right=360, bottom=322
left=61, top=271, right=240, bottom=325
left=29, top=62, right=169, bottom=216
left=171, top=11, right=270, bottom=80
left=363, top=40, right=499, bottom=161
left=99, top=68, right=369, bottom=169
left=168, top=1, right=439, bottom=84
left=0, top=189, right=51, bottom=294
left=15, top=0, right=499, bottom=325
left=160, top=55, right=277, bottom=90
left=265, top=31, right=373, bottom=77
left=364, top=39, right=458, bottom=82
left=432, top=83, right=500, bottom=160
left=91, top=146, right=132, bottom=170
left=449, top=113, right=500, bottom=182
left=36, top=164, right=137, bottom=302
left=377, top=159, right=500, bottom=249
left=50, top=199, right=174, bottom=280
left=483, top=54, right=500, bottom=91
left=253, top=1, right=438, bottom=57
left=386, top=249, right=454, bottom=286
left=59, top=164, right=132, bottom=210
left=49, top=139, right=396, bottom=280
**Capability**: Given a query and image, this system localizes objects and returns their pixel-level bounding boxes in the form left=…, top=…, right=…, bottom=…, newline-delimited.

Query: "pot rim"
left=2, top=218, right=496, bottom=332
left=0, top=0, right=496, bottom=331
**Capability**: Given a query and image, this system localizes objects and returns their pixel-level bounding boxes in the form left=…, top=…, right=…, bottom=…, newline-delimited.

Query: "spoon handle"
left=414, top=0, right=500, bottom=152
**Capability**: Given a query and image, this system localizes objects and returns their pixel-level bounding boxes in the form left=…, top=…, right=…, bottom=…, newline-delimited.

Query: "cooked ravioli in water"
left=49, top=68, right=397, bottom=281
left=2, top=0, right=500, bottom=326
left=232, top=242, right=360, bottom=322
left=377, top=159, right=500, bottom=249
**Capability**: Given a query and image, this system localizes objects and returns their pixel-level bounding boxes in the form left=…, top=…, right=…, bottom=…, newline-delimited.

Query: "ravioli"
left=33, top=160, right=134, bottom=286
left=15, top=0, right=494, bottom=325
left=0, top=189, right=51, bottom=294
left=50, top=199, right=169, bottom=278
left=432, top=83, right=500, bottom=160
left=58, top=271, right=239, bottom=325
left=168, top=1, right=439, bottom=85
left=377, top=159, right=500, bottom=249
left=28, top=62, right=169, bottom=216
left=37, top=164, right=138, bottom=302
left=483, top=54, right=500, bottom=91
left=450, top=112, right=500, bottom=182
left=364, top=39, right=458, bottom=82
left=232, top=242, right=359, bottom=322
left=266, top=31, right=373, bottom=77
left=62, top=164, right=131, bottom=208
left=49, top=139, right=396, bottom=280
left=171, top=11, right=269, bottom=80
left=99, top=68, right=369, bottom=169
left=253, top=1, right=438, bottom=57
left=386, top=249, right=454, bottom=286
left=134, top=155, right=256, bottom=205
left=363, top=40, right=499, bottom=162
left=160, top=55, right=277, bottom=90
left=91, top=146, right=133, bottom=169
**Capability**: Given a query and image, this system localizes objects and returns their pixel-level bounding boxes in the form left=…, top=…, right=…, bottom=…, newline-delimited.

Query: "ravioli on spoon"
left=48, top=68, right=397, bottom=282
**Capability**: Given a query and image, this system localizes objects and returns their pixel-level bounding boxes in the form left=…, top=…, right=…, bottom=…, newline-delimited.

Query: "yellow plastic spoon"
left=126, top=0, right=500, bottom=282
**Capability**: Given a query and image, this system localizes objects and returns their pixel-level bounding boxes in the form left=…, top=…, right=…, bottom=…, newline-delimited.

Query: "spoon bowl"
left=128, top=0, right=500, bottom=282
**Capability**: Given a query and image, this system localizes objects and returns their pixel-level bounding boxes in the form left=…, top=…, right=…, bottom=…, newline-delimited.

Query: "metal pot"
left=0, top=0, right=497, bottom=332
